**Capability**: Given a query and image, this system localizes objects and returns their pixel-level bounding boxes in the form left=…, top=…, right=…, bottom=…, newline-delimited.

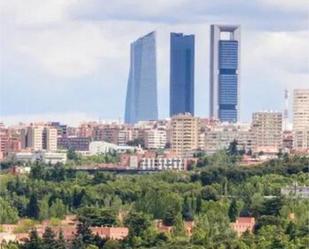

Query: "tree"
left=49, top=199, right=66, bottom=219
left=196, top=195, right=202, bottom=214
left=103, top=240, right=121, bottom=249
left=124, top=211, right=151, bottom=238
left=228, top=139, right=238, bottom=156
left=42, top=227, right=57, bottom=249
left=182, top=196, right=194, bottom=221
left=23, top=230, right=42, bottom=249
left=0, top=197, right=19, bottom=224
left=27, top=194, right=40, bottom=219
left=201, top=186, right=219, bottom=201
left=228, top=199, right=238, bottom=222
left=78, top=207, right=117, bottom=226
left=39, top=197, right=49, bottom=221
left=67, top=148, right=79, bottom=161
left=127, top=138, right=145, bottom=148
left=173, top=213, right=186, bottom=237
left=56, top=230, right=66, bottom=249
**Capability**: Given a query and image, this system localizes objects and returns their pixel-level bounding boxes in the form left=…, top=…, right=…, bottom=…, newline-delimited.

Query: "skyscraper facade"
left=124, top=32, right=158, bottom=124
left=209, top=25, right=241, bottom=123
left=170, top=33, right=195, bottom=117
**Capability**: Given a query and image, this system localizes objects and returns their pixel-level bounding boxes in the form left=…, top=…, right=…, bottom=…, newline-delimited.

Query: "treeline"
left=0, top=155, right=308, bottom=248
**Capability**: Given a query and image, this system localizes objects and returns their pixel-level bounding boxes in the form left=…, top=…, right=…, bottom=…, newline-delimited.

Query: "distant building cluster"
left=0, top=215, right=128, bottom=244
left=0, top=88, right=308, bottom=169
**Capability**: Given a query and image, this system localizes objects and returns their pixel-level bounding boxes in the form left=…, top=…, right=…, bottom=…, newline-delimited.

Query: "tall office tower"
left=251, top=112, right=283, bottom=153
left=170, top=33, right=195, bottom=116
left=293, top=89, right=309, bottom=150
left=171, top=113, right=199, bottom=157
left=209, top=25, right=241, bottom=122
left=124, top=32, right=158, bottom=124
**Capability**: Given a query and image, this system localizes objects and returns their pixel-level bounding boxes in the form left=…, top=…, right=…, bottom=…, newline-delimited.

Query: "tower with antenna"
left=284, top=88, right=289, bottom=130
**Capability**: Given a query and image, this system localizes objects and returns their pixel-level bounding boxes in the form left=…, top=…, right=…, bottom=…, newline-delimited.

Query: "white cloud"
left=259, top=0, right=309, bottom=11
left=14, top=21, right=114, bottom=78
left=0, top=0, right=76, bottom=25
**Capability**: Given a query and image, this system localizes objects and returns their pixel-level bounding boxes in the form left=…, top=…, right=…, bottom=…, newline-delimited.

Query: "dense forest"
left=0, top=152, right=308, bottom=249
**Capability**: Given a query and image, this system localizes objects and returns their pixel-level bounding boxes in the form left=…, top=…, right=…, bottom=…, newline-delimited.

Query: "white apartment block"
left=204, top=123, right=254, bottom=154
left=144, top=129, right=167, bottom=149
left=293, top=89, right=309, bottom=150
left=140, top=157, right=186, bottom=171
left=251, top=112, right=283, bottom=153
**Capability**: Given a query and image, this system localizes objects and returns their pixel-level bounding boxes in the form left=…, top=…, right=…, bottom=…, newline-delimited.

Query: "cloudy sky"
left=0, top=0, right=308, bottom=125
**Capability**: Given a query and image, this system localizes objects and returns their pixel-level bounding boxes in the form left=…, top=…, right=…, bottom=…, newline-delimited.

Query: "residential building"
left=140, top=154, right=187, bottom=171
left=170, top=32, right=195, bottom=116
left=204, top=123, right=254, bottom=154
left=43, top=127, right=58, bottom=151
left=93, top=124, right=132, bottom=146
left=11, top=151, right=67, bottom=164
left=281, top=185, right=309, bottom=199
left=171, top=114, right=199, bottom=156
left=57, top=136, right=91, bottom=151
left=144, top=129, right=167, bottom=149
left=231, top=217, right=255, bottom=236
left=21, top=126, right=44, bottom=150
left=251, top=112, right=283, bottom=153
left=90, top=227, right=129, bottom=240
left=209, top=25, right=241, bottom=122
left=89, top=141, right=137, bottom=155
left=124, top=31, right=158, bottom=124
left=21, top=126, right=57, bottom=151
left=293, top=89, right=309, bottom=151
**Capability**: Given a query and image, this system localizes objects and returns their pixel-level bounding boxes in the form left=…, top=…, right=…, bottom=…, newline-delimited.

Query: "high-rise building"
left=21, top=126, right=57, bottom=151
left=124, top=32, right=158, bottom=124
left=293, top=89, right=309, bottom=150
left=171, top=114, right=199, bottom=157
left=209, top=25, right=241, bottom=123
left=43, top=127, right=58, bottom=151
left=251, top=112, right=283, bottom=153
left=170, top=33, right=195, bottom=116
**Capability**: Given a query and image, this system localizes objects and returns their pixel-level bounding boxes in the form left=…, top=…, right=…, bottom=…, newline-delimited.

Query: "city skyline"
left=0, top=1, right=308, bottom=125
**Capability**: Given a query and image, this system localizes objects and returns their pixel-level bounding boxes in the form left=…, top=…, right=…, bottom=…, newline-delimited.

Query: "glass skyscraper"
left=209, top=25, right=240, bottom=123
left=170, top=33, right=195, bottom=117
left=124, top=32, right=158, bottom=124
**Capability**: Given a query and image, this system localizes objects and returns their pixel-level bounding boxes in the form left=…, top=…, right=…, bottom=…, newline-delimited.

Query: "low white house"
left=11, top=151, right=67, bottom=165
left=140, top=157, right=187, bottom=171
left=89, top=141, right=138, bottom=155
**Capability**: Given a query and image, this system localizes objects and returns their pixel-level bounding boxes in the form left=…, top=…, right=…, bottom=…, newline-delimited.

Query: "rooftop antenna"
left=284, top=88, right=289, bottom=131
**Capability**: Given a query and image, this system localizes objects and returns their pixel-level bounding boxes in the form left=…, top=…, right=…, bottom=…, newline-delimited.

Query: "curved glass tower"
left=124, top=32, right=158, bottom=124
left=209, top=25, right=240, bottom=123
left=170, top=33, right=195, bottom=117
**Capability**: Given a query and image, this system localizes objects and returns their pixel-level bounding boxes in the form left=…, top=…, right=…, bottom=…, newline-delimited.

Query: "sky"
left=0, top=0, right=308, bottom=126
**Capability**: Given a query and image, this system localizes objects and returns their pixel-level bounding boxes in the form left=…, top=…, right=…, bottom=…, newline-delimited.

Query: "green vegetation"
left=0, top=153, right=308, bottom=248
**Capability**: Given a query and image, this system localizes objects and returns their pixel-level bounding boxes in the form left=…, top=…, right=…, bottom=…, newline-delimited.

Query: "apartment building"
left=21, top=126, right=57, bottom=151
left=251, top=112, right=282, bottom=153
left=171, top=114, right=199, bottom=157
left=204, top=123, right=254, bottom=154
left=293, top=89, right=309, bottom=151
left=144, top=129, right=167, bottom=149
